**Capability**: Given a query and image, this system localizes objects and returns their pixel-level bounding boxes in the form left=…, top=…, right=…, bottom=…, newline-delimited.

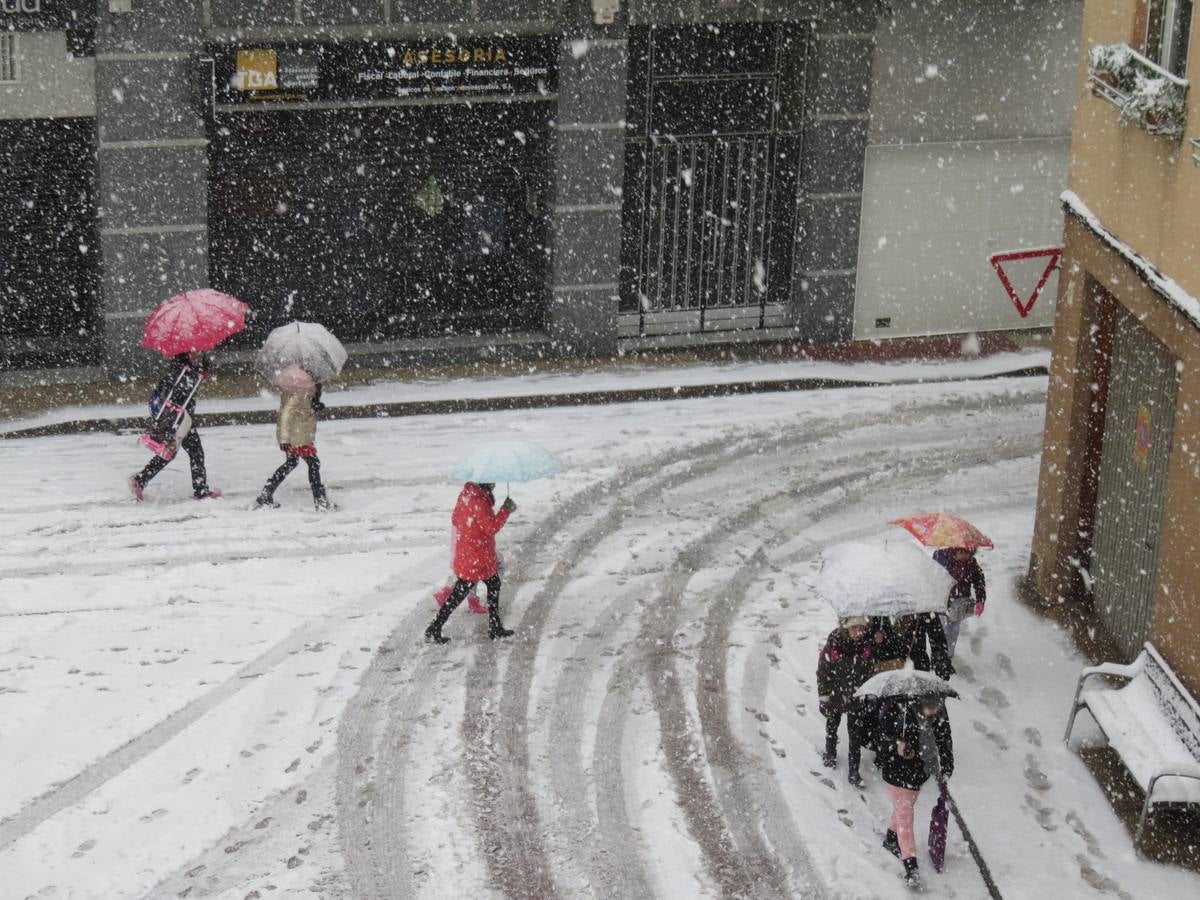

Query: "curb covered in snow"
left=0, top=366, right=1049, bottom=440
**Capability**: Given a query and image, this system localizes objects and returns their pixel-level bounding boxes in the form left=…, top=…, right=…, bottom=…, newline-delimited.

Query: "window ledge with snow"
left=1087, top=43, right=1189, bottom=140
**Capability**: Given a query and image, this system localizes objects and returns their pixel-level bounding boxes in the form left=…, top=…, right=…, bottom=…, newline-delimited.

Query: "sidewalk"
left=0, top=342, right=1051, bottom=439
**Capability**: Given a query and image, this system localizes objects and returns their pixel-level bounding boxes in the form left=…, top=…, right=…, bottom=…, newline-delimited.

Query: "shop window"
left=1146, top=0, right=1194, bottom=77
left=0, top=34, right=18, bottom=84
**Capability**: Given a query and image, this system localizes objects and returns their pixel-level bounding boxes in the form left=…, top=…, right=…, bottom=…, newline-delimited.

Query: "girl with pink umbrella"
left=130, top=289, right=248, bottom=501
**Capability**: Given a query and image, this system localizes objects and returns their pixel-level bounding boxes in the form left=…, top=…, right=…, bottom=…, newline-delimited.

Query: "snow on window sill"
left=1087, top=43, right=1189, bottom=140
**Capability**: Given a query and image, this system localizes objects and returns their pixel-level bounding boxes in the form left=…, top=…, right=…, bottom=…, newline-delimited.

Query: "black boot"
left=902, top=857, right=922, bottom=889
left=426, top=580, right=472, bottom=644
left=821, top=735, right=837, bottom=768
left=487, top=599, right=514, bottom=639
left=883, top=830, right=901, bottom=858
left=847, top=741, right=863, bottom=786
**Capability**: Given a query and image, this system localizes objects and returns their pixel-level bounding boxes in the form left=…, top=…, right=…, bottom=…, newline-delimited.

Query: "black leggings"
left=429, top=575, right=504, bottom=633
left=262, top=452, right=324, bottom=500
left=136, top=429, right=208, bottom=494
left=825, top=707, right=872, bottom=770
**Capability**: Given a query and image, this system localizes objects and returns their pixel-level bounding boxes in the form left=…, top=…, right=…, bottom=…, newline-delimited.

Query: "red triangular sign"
left=989, top=247, right=1062, bottom=318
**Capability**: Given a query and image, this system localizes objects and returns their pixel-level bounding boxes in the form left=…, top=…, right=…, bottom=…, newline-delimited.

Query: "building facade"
left=1027, top=0, right=1200, bottom=695
left=1, top=1, right=1080, bottom=375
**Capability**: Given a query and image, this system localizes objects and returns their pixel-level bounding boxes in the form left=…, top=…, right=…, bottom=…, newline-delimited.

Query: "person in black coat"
left=908, top=612, right=954, bottom=681
left=877, top=695, right=954, bottom=889
left=130, top=351, right=219, bottom=501
left=816, top=616, right=875, bottom=786
left=933, top=547, right=987, bottom=658
left=870, top=614, right=953, bottom=681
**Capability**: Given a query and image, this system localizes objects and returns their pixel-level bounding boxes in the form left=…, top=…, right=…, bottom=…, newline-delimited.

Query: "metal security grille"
left=0, top=34, right=18, bottom=83
left=1090, top=313, right=1179, bottom=659
left=621, top=23, right=805, bottom=338
left=641, top=136, right=772, bottom=316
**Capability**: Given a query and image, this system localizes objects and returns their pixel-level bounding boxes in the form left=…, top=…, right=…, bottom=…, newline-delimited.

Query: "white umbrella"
left=259, top=321, right=347, bottom=384
left=855, top=665, right=959, bottom=700
left=816, top=539, right=954, bottom=619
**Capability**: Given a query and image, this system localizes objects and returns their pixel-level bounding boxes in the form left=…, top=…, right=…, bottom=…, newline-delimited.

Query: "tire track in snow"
left=334, top=601, right=440, bottom=900
left=539, top=395, right=1044, bottom=898
left=460, top=431, right=769, bottom=899
left=685, top=442, right=1041, bottom=898
left=334, top=388, right=1047, bottom=899
left=338, top=431, right=760, bottom=899
left=0, top=571, right=413, bottom=853
left=471, top=422, right=890, bottom=897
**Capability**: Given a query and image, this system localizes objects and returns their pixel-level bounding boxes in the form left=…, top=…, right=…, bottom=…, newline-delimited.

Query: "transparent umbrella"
left=258, top=321, right=347, bottom=384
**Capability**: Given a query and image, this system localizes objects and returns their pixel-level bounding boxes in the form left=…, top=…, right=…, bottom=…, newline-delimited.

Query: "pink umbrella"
left=142, top=289, right=248, bottom=357
left=890, top=512, right=994, bottom=550
left=270, top=363, right=316, bottom=395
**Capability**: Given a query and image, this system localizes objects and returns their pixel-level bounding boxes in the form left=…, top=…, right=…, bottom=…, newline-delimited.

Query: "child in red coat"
left=425, top=482, right=517, bottom=644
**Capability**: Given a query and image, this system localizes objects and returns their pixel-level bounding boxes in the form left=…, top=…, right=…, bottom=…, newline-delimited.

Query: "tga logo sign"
left=1, top=0, right=43, bottom=13
left=233, top=49, right=278, bottom=90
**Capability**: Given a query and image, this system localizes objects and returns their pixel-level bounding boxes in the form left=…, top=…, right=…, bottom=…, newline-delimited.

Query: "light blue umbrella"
left=451, top=440, right=561, bottom=486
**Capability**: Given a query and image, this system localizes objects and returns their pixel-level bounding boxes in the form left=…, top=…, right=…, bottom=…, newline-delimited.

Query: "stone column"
left=546, top=31, right=628, bottom=357
left=94, top=1, right=208, bottom=376
left=792, top=2, right=879, bottom=341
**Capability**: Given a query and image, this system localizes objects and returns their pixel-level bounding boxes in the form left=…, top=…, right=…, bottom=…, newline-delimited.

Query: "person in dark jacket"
left=129, top=351, right=220, bottom=501
left=933, top=547, right=987, bottom=658
left=425, top=482, right=517, bottom=644
left=911, top=612, right=954, bottom=680
left=817, top=616, right=875, bottom=786
left=869, top=614, right=952, bottom=681
left=878, top=695, right=954, bottom=889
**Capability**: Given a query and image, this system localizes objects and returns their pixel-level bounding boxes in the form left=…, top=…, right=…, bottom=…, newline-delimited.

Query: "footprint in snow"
left=1076, top=854, right=1133, bottom=900
left=955, top=661, right=978, bottom=684
left=1023, top=793, right=1058, bottom=831
left=1023, top=753, right=1051, bottom=792
left=979, top=685, right=1010, bottom=711
left=971, top=719, right=1009, bottom=751
left=182, top=767, right=201, bottom=785
left=969, top=626, right=989, bottom=657
left=994, top=652, right=1015, bottom=678
left=1023, top=726, right=1043, bottom=748
left=71, top=839, right=96, bottom=858
left=138, top=808, right=167, bottom=823
left=1065, top=810, right=1105, bottom=858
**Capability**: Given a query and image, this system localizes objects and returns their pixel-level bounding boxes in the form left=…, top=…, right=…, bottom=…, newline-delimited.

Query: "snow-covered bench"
left=1064, top=642, right=1200, bottom=850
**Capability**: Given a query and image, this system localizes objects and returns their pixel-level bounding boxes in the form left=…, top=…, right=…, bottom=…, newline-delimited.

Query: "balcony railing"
left=1192, top=137, right=1200, bottom=166
left=1087, top=43, right=1189, bottom=139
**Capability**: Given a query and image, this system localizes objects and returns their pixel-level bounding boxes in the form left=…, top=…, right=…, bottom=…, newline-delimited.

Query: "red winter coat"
left=451, top=483, right=511, bottom=581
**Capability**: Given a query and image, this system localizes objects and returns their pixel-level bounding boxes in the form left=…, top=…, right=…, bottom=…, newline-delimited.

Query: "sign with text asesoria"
left=213, top=36, right=559, bottom=106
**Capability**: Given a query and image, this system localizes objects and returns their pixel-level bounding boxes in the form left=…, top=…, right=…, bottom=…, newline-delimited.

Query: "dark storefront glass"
left=206, top=37, right=557, bottom=345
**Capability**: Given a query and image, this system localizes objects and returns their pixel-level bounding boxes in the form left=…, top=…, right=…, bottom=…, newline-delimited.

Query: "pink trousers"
left=887, top=783, right=921, bottom=859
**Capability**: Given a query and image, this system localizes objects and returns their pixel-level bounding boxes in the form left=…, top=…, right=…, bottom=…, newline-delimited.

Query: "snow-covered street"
left=3, top=375, right=1198, bottom=899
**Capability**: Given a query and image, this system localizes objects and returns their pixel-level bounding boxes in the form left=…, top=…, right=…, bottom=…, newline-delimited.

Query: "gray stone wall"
left=869, top=0, right=1083, bottom=144
left=95, top=1, right=209, bottom=375
left=792, top=3, right=880, bottom=342
left=0, top=32, right=95, bottom=119
left=547, top=34, right=627, bottom=356
left=85, top=0, right=888, bottom=373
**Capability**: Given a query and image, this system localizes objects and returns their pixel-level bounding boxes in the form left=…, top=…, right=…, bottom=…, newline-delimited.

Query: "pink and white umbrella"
left=142, top=289, right=248, bottom=357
